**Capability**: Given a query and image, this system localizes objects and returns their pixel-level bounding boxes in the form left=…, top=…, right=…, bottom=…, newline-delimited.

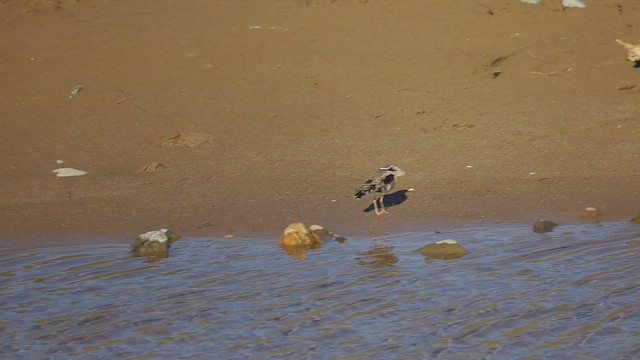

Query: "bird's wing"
left=354, top=169, right=387, bottom=198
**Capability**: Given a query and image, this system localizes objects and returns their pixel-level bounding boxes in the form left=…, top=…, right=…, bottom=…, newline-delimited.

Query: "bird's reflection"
left=356, top=244, right=398, bottom=268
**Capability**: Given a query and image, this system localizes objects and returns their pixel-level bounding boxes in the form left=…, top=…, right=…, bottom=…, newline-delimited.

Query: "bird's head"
left=381, top=165, right=406, bottom=177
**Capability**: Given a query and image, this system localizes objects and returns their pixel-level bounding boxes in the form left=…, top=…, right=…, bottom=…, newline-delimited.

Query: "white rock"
left=520, top=0, right=586, bottom=7
left=137, top=229, right=170, bottom=243
left=436, top=239, right=458, bottom=245
left=562, top=0, right=586, bottom=8
left=52, top=168, right=87, bottom=177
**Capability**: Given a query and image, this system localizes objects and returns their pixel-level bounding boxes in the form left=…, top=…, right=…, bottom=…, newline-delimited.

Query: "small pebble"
left=68, top=85, right=83, bottom=99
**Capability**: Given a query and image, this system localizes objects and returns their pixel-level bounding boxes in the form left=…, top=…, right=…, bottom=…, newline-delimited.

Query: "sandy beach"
left=1, top=0, right=639, bottom=239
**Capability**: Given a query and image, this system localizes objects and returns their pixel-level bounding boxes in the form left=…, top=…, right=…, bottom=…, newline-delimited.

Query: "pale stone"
left=52, top=168, right=87, bottom=177
left=436, top=239, right=458, bottom=245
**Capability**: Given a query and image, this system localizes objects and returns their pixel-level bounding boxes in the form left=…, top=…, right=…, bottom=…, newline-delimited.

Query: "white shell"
left=52, top=168, right=87, bottom=177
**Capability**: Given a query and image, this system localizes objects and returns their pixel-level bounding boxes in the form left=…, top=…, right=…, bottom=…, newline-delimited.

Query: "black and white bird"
left=354, top=165, right=406, bottom=215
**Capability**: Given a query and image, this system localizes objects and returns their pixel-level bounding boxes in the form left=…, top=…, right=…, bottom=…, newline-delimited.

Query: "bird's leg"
left=373, top=198, right=383, bottom=215
left=379, top=195, right=390, bottom=214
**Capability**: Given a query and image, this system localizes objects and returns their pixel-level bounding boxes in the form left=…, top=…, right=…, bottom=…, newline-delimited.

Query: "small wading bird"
left=354, top=165, right=406, bottom=215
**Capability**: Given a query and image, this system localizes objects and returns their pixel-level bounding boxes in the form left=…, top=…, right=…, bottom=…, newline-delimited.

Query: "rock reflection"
left=280, top=243, right=322, bottom=260
left=356, top=244, right=398, bottom=267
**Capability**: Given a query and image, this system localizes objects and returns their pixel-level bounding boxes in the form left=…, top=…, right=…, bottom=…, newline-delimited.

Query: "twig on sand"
left=615, top=39, right=640, bottom=62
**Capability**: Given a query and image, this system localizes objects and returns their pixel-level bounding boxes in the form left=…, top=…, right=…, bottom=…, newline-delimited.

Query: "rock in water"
left=131, top=229, right=180, bottom=257
left=414, top=239, right=468, bottom=260
left=279, top=223, right=323, bottom=248
left=309, top=224, right=331, bottom=244
left=533, top=220, right=558, bottom=233
left=279, top=223, right=339, bottom=259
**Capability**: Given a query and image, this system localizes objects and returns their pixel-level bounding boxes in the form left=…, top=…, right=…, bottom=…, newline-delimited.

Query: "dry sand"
left=1, top=0, right=639, bottom=240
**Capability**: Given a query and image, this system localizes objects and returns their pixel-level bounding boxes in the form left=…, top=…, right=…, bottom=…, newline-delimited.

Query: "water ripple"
left=1, top=222, right=639, bottom=358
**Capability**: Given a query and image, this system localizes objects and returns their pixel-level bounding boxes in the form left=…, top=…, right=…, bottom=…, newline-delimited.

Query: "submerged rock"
left=533, top=220, right=558, bottom=233
left=414, top=239, right=468, bottom=260
left=131, top=229, right=180, bottom=257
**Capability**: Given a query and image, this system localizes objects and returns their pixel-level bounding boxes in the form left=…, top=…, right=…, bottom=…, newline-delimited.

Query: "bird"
left=354, top=165, right=406, bottom=215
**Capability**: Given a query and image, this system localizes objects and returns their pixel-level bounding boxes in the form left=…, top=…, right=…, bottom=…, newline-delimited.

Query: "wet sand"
left=1, top=0, right=639, bottom=239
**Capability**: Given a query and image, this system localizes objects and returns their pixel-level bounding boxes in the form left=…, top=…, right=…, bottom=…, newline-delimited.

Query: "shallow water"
left=1, top=222, right=639, bottom=359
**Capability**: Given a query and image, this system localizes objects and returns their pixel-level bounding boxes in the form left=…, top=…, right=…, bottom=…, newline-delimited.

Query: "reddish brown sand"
left=1, top=0, right=639, bottom=240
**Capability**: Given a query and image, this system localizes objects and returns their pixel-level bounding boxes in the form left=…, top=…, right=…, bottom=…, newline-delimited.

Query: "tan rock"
left=279, top=223, right=321, bottom=247
left=279, top=223, right=332, bottom=259
left=414, top=239, right=468, bottom=259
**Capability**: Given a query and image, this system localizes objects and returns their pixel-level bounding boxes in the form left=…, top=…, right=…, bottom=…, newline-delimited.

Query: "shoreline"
left=1, top=206, right=635, bottom=245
